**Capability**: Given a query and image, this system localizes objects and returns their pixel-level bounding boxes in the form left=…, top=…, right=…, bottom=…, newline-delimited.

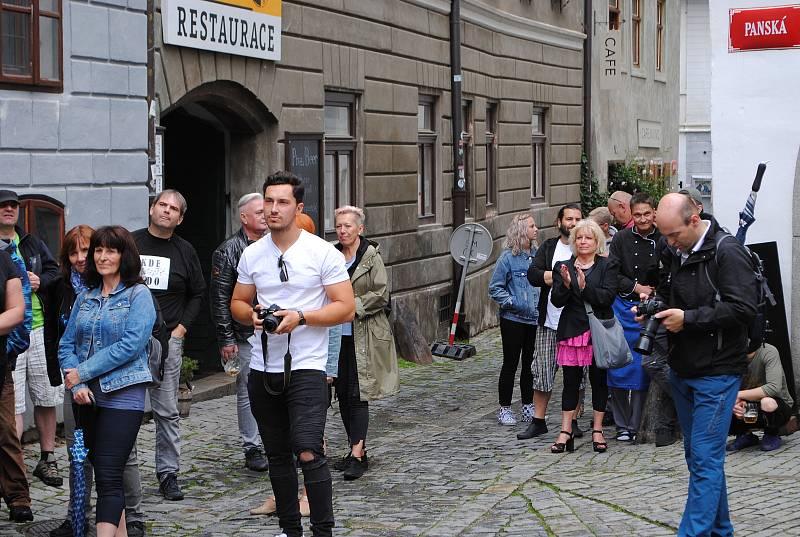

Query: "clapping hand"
left=576, top=266, right=586, bottom=290
left=559, top=263, right=571, bottom=288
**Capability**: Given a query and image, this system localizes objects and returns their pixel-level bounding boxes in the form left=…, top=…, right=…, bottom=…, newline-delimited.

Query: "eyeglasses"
left=278, top=255, right=288, bottom=282
left=0, top=201, right=19, bottom=209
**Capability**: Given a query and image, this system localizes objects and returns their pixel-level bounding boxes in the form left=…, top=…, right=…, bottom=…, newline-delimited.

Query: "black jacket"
left=608, top=227, right=661, bottom=301
left=43, top=274, right=77, bottom=387
left=210, top=228, right=254, bottom=346
left=527, top=236, right=562, bottom=327
left=657, top=219, right=758, bottom=378
left=550, top=255, right=617, bottom=341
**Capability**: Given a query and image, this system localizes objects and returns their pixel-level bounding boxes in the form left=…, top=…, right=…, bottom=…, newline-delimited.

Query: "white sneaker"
left=521, top=403, right=535, bottom=422
left=498, top=406, right=517, bottom=425
left=274, top=533, right=304, bottom=537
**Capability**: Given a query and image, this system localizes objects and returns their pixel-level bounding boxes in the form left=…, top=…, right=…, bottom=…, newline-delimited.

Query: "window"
left=17, top=195, right=64, bottom=257
left=417, top=96, right=436, bottom=218
left=632, top=0, right=641, bottom=68
left=656, top=0, right=665, bottom=72
left=323, top=92, right=356, bottom=233
left=485, top=103, right=497, bottom=207
left=531, top=110, right=546, bottom=200
left=609, top=0, right=620, bottom=30
left=0, top=0, right=62, bottom=90
left=461, top=101, right=472, bottom=215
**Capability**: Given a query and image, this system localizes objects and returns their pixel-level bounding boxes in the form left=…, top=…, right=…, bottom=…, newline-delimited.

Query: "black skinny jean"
left=562, top=362, right=608, bottom=412
left=498, top=318, right=536, bottom=406
left=78, top=404, right=142, bottom=526
left=249, top=368, right=333, bottom=537
left=335, top=336, right=369, bottom=448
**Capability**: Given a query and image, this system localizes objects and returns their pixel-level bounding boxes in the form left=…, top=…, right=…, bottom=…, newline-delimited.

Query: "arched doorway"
left=160, top=81, right=276, bottom=371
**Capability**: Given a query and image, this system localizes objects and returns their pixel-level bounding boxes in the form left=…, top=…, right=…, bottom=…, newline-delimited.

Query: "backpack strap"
left=703, top=231, right=735, bottom=304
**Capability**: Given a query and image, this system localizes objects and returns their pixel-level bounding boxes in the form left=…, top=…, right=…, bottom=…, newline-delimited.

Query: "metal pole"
left=583, top=0, right=592, bottom=171
left=450, top=0, right=466, bottom=323
left=448, top=224, right=477, bottom=345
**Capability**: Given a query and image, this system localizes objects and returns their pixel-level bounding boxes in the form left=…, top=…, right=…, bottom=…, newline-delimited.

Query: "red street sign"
left=729, top=5, right=800, bottom=52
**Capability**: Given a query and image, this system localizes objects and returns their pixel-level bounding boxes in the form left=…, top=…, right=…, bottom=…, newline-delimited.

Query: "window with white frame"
left=324, top=92, right=356, bottom=233
left=485, top=102, right=497, bottom=207
left=417, top=96, right=436, bottom=218
left=531, top=109, right=546, bottom=200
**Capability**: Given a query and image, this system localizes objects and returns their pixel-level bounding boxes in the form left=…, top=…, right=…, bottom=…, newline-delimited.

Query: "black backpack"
left=145, top=287, right=170, bottom=387
left=704, top=231, right=776, bottom=346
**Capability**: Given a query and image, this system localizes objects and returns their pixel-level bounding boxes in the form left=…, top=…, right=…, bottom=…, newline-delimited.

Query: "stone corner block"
left=110, top=99, right=148, bottom=150
left=109, top=10, right=147, bottom=64
left=70, top=4, right=110, bottom=59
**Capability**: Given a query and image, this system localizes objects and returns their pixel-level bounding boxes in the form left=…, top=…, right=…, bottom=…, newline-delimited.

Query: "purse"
left=583, top=300, right=632, bottom=369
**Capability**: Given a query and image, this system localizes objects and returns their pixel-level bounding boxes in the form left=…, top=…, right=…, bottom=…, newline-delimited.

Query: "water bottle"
left=222, top=352, right=240, bottom=377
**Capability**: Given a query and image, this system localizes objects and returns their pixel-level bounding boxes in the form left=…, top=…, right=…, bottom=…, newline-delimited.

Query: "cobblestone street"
left=4, top=328, right=799, bottom=536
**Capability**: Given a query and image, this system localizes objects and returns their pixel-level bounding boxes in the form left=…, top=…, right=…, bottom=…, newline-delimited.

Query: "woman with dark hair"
left=549, top=219, right=618, bottom=454
left=58, top=226, right=155, bottom=537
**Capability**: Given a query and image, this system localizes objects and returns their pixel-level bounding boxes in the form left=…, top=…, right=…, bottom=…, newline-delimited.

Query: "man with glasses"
left=0, top=190, right=62, bottom=490
left=231, top=171, right=355, bottom=537
left=133, top=190, right=206, bottom=503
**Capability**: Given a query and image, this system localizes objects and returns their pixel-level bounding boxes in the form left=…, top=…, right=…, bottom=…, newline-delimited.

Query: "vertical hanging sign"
left=599, top=30, right=622, bottom=89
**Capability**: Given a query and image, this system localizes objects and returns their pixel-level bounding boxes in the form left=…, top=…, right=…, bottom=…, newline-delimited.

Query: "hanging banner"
left=162, top=0, right=282, bottom=61
left=729, top=5, right=800, bottom=52
left=599, top=30, right=622, bottom=90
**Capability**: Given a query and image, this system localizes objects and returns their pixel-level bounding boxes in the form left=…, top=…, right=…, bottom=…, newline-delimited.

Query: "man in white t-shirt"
left=232, top=172, right=355, bottom=537
left=518, top=204, right=582, bottom=440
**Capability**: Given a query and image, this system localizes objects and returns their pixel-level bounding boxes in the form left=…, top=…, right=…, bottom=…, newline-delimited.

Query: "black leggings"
left=77, top=404, right=142, bottom=526
left=498, top=318, right=536, bottom=406
left=562, top=363, right=607, bottom=412
left=335, top=336, right=369, bottom=448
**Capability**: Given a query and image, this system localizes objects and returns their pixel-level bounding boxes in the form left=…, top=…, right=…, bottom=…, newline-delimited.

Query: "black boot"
left=517, top=418, right=548, bottom=440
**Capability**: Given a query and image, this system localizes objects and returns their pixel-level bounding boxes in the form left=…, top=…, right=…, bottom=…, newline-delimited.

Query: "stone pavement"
left=3, top=328, right=799, bottom=536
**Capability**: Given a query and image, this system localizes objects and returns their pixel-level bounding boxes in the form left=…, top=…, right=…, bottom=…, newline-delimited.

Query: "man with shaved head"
left=607, top=191, right=633, bottom=229
left=649, top=192, right=758, bottom=536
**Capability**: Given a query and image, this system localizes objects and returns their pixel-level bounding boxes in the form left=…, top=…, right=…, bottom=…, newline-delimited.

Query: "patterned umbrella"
left=69, top=411, right=90, bottom=537
left=735, top=163, right=766, bottom=244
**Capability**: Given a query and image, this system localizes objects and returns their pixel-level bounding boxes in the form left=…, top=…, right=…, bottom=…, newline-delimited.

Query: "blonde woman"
left=549, top=219, right=618, bottom=453
left=488, top=214, right=540, bottom=426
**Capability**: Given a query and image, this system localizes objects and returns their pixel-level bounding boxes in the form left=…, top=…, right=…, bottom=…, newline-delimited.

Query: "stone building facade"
left=153, top=0, right=586, bottom=349
left=0, top=0, right=149, bottom=231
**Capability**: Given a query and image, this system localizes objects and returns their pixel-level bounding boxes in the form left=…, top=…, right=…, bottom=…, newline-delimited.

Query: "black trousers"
left=249, top=369, right=333, bottom=537
left=498, top=318, right=536, bottom=406
left=729, top=397, right=793, bottom=436
left=335, top=336, right=369, bottom=448
left=562, top=363, right=607, bottom=412
left=78, top=404, right=142, bottom=526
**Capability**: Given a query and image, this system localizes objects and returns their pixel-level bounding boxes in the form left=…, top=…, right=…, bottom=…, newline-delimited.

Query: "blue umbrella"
left=69, top=408, right=90, bottom=537
left=735, top=163, right=766, bottom=244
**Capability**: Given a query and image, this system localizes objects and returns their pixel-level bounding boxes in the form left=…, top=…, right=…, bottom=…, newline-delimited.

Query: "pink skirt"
left=556, top=330, right=593, bottom=367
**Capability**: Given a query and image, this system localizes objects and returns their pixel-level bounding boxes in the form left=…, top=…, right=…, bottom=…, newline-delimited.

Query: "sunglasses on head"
left=278, top=255, right=288, bottom=282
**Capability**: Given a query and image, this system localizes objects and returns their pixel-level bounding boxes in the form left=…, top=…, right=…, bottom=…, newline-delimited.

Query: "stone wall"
left=155, top=0, right=586, bottom=341
left=0, top=0, right=150, bottom=231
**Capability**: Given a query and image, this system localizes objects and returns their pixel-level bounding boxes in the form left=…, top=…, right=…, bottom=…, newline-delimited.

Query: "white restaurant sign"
left=161, top=0, right=281, bottom=61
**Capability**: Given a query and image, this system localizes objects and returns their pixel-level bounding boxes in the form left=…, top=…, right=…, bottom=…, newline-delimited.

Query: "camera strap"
left=260, top=331, right=292, bottom=396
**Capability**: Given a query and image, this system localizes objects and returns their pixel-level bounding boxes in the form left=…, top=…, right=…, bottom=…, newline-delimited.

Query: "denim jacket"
left=488, top=248, right=540, bottom=325
left=58, top=283, right=156, bottom=395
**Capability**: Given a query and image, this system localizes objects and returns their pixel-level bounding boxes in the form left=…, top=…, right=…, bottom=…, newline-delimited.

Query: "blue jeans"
left=236, top=340, right=261, bottom=453
left=670, top=371, right=740, bottom=537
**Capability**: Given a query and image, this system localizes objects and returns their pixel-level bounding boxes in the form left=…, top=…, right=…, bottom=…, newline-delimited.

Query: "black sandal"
left=550, top=430, right=575, bottom=454
left=592, top=429, right=608, bottom=453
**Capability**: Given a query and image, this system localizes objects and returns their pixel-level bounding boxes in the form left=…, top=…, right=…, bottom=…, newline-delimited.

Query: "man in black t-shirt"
left=133, top=190, right=205, bottom=502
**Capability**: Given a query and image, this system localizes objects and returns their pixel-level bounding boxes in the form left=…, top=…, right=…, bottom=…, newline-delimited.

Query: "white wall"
left=709, top=0, right=800, bottom=323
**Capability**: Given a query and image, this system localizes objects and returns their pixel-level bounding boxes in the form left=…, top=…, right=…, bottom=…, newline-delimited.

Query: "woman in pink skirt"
left=549, top=219, right=618, bottom=453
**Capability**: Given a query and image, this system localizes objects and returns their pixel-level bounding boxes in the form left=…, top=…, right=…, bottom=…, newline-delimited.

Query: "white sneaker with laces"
left=498, top=406, right=517, bottom=425
left=274, top=534, right=304, bottom=537
left=521, top=403, right=535, bottom=422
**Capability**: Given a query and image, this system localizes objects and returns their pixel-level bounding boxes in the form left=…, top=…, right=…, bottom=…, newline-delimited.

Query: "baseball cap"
left=678, top=187, right=703, bottom=207
left=0, top=190, right=19, bottom=205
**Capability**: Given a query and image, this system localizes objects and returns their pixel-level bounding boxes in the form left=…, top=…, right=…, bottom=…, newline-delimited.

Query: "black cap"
left=0, top=190, right=19, bottom=205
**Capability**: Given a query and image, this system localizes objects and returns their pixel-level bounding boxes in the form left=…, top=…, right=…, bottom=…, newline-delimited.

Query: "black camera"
left=634, top=298, right=667, bottom=355
left=257, top=304, right=283, bottom=333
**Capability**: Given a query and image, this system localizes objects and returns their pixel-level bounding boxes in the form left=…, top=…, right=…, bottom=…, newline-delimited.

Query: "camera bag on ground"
left=704, top=231, right=776, bottom=348
left=145, top=286, right=170, bottom=387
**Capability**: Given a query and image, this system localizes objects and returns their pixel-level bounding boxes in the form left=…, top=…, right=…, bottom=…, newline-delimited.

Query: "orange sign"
left=213, top=0, right=280, bottom=16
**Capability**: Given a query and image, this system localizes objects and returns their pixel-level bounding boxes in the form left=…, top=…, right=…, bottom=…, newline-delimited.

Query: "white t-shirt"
left=236, top=230, right=349, bottom=373
left=544, top=238, right=573, bottom=331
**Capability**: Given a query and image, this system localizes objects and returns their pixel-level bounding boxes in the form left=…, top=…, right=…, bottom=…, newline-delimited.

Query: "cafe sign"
left=729, top=5, right=800, bottom=52
left=162, top=0, right=281, bottom=61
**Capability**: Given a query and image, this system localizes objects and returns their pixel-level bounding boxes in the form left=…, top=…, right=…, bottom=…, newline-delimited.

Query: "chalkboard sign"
left=285, top=133, right=323, bottom=235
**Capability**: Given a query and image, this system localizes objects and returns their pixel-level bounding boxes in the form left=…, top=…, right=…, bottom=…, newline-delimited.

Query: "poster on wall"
left=729, top=5, right=800, bottom=52
left=284, top=133, right=323, bottom=235
left=162, top=0, right=282, bottom=61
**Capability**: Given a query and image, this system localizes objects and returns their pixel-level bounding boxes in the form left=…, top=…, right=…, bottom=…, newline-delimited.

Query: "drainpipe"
left=583, top=0, right=592, bottom=171
left=450, top=0, right=466, bottom=331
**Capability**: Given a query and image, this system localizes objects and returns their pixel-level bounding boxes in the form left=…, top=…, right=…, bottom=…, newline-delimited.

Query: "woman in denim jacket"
left=489, top=214, right=541, bottom=426
left=58, top=226, right=155, bottom=537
